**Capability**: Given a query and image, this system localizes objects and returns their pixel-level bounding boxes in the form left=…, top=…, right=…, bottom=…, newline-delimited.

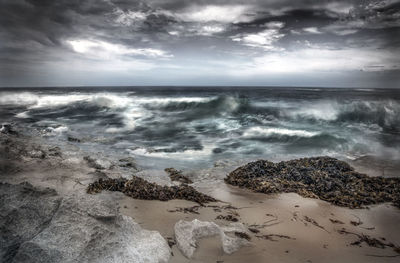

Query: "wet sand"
left=1, top=131, right=400, bottom=262
left=120, top=182, right=400, bottom=263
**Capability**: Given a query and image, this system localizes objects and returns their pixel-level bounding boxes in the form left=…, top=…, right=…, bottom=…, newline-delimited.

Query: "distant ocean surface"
left=1, top=87, right=400, bottom=170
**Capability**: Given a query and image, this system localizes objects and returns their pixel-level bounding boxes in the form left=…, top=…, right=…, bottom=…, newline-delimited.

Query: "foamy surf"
left=243, top=127, right=320, bottom=138
left=1, top=87, right=399, bottom=168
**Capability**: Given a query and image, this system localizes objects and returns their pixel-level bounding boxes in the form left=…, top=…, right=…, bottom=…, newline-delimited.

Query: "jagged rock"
left=27, top=149, right=46, bottom=159
left=1, top=182, right=171, bottom=263
left=225, top=156, right=400, bottom=208
left=0, top=182, right=62, bottom=262
left=0, top=123, right=17, bottom=135
left=118, top=157, right=138, bottom=170
left=47, top=146, right=62, bottom=157
left=174, top=219, right=250, bottom=258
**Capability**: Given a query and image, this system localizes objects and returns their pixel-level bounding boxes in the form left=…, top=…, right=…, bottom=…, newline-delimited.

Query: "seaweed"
left=87, top=176, right=216, bottom=204
left=225, top=157, right=400, bottom=208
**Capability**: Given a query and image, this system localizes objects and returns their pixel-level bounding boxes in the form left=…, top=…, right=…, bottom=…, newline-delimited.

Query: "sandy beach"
left=2, top=0, right=400, bottom=261
left=1, top=126, right=399, bottom=262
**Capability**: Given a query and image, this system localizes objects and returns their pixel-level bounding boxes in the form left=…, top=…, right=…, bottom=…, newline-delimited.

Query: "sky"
left=0, top=0, right=399, bottom=88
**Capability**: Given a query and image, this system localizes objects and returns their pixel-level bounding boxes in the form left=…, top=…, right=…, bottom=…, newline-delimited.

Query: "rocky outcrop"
left=225, top=156, right=400, bottom=208
left=174, top=219, right=250, bottom=258
left=0, top=182, right=171, bottom=263
left=0, top=182, right=61, bottom=262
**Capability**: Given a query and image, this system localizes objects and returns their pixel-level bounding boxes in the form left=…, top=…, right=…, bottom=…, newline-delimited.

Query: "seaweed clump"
left=164, top=168, right=193, bottom=184
left=225, top=156, right=400, bottom=208
left=87, top=176, right=216, bottom=204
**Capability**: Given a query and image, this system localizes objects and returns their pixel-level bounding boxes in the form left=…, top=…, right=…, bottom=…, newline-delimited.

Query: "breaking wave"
left=243, top=127, right=319, bottom=138
left=1, top=88, right=399, bottom=165
left=335, top=100, right=400, bottom=133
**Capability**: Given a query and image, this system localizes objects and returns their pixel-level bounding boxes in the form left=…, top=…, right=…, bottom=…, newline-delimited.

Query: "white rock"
left=221, top=222, right=251, bottom=254
left=174, top=219, right=250, bottom=258
left=1, top=183, right=170, bottom=263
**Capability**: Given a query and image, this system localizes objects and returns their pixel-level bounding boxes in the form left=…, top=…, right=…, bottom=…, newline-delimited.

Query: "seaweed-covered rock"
left=87, top=176, right=216, bottom=204
left=164, top=167, right=193, bottom=184
left=225, top=156, right=400, bottom=208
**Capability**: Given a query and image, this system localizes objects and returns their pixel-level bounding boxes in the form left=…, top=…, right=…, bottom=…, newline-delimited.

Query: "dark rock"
left=0, top=124, right=18, bottom=135
left=225, top=156, right=400, bottom=209
left=67, top=136, right=81, bottom=143
left=212, top=148, right=224, bottom=154
left=47, top=147, right=62, bottom=157
left=87, top=176, right=216, bottom=204
left=164, top=168, right=193, bottom=184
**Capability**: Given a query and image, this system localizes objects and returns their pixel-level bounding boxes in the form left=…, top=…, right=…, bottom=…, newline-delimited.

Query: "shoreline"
left=1, top=126, right=399, bottom=262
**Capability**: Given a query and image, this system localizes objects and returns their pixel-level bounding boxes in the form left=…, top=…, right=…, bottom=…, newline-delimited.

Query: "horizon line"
left=0, top=85, right=388, bottom=89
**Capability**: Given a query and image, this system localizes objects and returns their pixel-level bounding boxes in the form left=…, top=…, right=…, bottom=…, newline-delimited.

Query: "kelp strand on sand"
left=87, top=176, right=216, bottom=204
left=225, top=157, right=400, bottom=208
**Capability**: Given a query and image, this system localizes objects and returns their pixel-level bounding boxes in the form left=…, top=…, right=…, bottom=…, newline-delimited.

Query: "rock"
left=47, top=146, right=62, bottom=157
left=119, top=157, right=138, bottom=170
left=174, top=219, right=250, bottom=258
left=225, top=156, right=400, bottom=208
left=0, top=123, right=18, bottom=135
left=0, top=182, right=62, bottom=262
left=27, top=149, right=46, bottom=159
left=1, top=182, right=171, bottom=263
left=67, top=136, right=81, bottom=143
left=83, top=156, right=113, bottom=170
left=164, top=168, right=193, bottom=184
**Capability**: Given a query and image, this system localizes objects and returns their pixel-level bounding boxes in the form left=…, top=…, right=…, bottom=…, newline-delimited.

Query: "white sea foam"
left=52, top=126, right=68, bottom=133
left=0, top=92, right=39, bottom=105
left=243, top=127, right=319, bottom=138
left=133, top=97, right=212, bottom=104
left=42, top=125, right=69, bottom=136
left=106, top=107, right=142, bottom=133
left=0, top=92, right=136, bottom=109
left=291, top=101, right=339, bottom=121
left=127, top=144, right=215, bottom=160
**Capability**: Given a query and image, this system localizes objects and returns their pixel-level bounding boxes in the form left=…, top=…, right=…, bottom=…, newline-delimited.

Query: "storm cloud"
left=0, top=0, right=399, bottom=87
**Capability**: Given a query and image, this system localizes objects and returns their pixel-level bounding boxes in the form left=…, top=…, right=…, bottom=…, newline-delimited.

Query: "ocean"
left=1, top=86, right=400, bottom=171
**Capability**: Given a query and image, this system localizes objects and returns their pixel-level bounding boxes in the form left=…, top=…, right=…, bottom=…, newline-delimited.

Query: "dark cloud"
left=0, top=0, right=399, bottom=87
